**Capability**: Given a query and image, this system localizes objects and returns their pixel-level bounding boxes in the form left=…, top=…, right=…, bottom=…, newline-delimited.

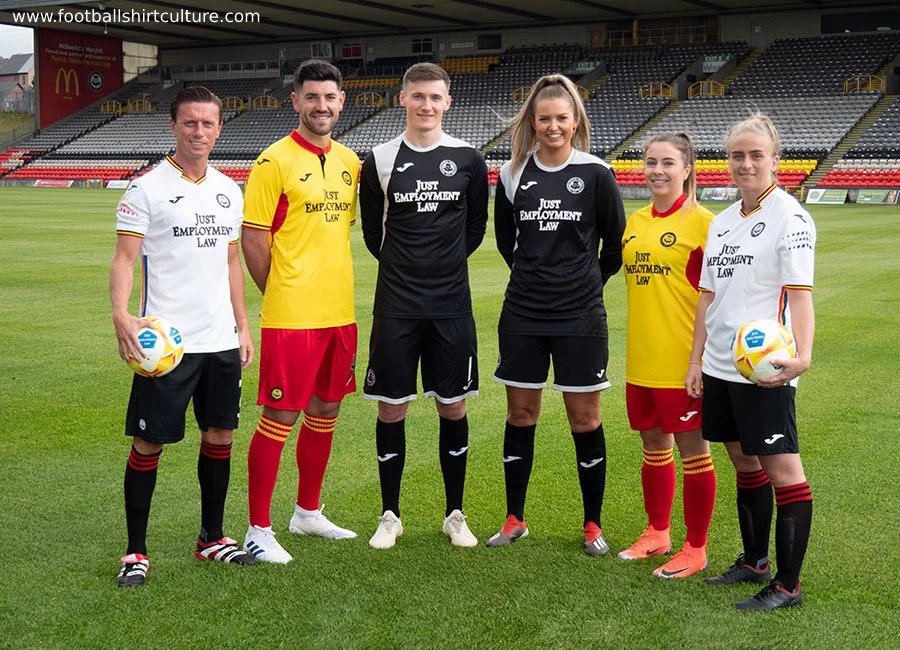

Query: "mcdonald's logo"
left=55, top=67, right=79, bottom=97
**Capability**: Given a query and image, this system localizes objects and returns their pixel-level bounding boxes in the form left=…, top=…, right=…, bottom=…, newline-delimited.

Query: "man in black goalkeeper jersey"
left=359, top=62, right=489, bottom=549
left=486, top=74, right=625, bottom=557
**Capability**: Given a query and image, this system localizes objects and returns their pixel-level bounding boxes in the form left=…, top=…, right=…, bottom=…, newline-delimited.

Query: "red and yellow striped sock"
left=247, top=415, right=292, bottom=528
left=682, top=452, right=716, bottom=548
left=296, top=413, right=336, bottom=511
left=641, top=448, right=675, bottom=531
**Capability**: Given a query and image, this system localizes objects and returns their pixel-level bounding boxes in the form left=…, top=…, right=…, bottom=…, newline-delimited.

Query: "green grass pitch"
left=0, top=187, right=897, bottom=648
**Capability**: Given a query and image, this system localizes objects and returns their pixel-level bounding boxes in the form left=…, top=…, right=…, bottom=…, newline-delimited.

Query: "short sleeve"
left=698, top=230, right=715, bottom=293
left=779, top=211, right=816, bottom=288
left=115, top=182, right=151, bottom=238
left=230, top=183, right=244, bottom=243
left=243, top=151, right=282, bottom=231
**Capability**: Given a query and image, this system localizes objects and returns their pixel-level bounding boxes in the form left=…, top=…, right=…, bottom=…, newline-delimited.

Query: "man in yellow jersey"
left=241, top=60, right=360, bottom=563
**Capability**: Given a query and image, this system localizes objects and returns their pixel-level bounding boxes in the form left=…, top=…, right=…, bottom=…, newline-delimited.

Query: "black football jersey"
left=360, top=133, right=489, bottom=318
left=495, top=150, right=625, bottom=328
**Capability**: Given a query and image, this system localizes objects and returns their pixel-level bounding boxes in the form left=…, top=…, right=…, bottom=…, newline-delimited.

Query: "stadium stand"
left=450, top=45, right=581, bottom=108
left=820, top=96, right=900, bottom=187
left=612, top=33, right=900, bottom=187
left=208, top=97, right=381, bottom=179
left=612, top=155, right=816, bottom=187
left=5, top=158, right=151, bottom=181
left=585, top=43, right=748, bottom=156
left=11, top=110, right=117, bottom=155
left=186, top=78, right=280, bottom=100
left=490, top=41, right=751, bottom=160
left=338, top=55, right=434, bottom=79
left=729, top=33, right=900, bottom=96
left=3, top=33, right=899, bottom=192
left=338, top=105, right=406, bottom=157
left=618, top=94, right=878, bottom=170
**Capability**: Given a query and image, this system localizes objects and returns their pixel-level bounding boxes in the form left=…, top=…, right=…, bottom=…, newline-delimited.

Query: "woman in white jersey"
left=619, top=133, right=717, bottom=580
left=487, top=74, right=626, bottom=556
left=686, top=113, right=815, bottom=610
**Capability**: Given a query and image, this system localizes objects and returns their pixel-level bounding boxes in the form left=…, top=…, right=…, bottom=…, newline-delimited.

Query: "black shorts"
left=493, top=332, right=611, bottom=392
left=363, top=316, right=478, bottom=404
left=125, top=349, right=242, bottom=444
left=701, top=373, right=799, bottom=456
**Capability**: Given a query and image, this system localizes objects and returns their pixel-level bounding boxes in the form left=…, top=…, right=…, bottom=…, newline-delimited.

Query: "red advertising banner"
left=37, top=28, right=122, bottom=128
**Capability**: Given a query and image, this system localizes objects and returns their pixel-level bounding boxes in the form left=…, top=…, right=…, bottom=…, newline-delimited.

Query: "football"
left=126, top=316, right=184, bottom=378
left=732, top=319, right=797, bottom=383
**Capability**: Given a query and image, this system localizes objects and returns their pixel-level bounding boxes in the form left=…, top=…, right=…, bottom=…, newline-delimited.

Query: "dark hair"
left=642, top=131, right=698, bottom=210
left=169, top=85, right=222, bottom=123
left=293, top=59, right=343, bottom=91
left=403, top=62, right=450, bottom=90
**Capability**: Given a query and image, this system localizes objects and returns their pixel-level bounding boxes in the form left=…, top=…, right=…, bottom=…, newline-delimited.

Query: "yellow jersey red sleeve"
left=243, top=145, right=287, bottom=232
left=623, top=202, right=714, bottom=387
left=242, top=133, right=358, bottom=330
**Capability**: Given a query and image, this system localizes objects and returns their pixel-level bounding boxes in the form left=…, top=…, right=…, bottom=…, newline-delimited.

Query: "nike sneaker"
left=652, top=542, right=707, bottom=578
left=617, top=526, right=672, bottom=560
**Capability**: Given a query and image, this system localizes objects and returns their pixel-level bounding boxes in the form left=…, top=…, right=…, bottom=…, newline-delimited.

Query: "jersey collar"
left=651, top=193, right=687, bottom=218
left=401, top=132, right=445, bottom=152
left=165, top=155, right=206, bottom=184
left=740, top=184, right=777, bottom=218
left=532, top=148, right=576, bottom=172
left=291, top=130, right=331, bottom=155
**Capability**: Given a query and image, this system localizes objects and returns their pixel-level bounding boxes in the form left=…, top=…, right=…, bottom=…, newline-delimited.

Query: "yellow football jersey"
left=244, top=131, right=359, bottom=329
left=623, top=200, right=713, bottom=387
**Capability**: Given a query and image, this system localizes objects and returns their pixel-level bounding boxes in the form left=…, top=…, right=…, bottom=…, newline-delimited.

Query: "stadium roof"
left=0, top=0, right=896, bottom=50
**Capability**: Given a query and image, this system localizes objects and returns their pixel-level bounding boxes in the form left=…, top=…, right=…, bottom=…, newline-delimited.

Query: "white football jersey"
left=116, top=157, right=243, bottom=353
left=700, top=186, right=816, bottom=383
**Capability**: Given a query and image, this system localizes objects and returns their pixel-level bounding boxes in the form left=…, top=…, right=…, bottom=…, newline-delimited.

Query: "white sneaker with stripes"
left=196, top=536, right=258, bottom=564
left=243, top=525, right=293, bottom=564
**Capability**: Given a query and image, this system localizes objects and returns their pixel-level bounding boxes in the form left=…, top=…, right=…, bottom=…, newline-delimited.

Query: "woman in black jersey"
left=486, top=74, right=626, bottom=556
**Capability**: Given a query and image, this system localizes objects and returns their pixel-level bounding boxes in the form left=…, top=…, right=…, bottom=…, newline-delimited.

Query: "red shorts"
left=626, top=382, right=702, bottom=434
left=258, top=325, right=358, bottom=411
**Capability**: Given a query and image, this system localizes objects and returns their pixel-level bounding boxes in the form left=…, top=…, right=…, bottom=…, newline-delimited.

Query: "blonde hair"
left=725, top=111, right=781, bottom=157
left=509, top=74, right=590, bottom=174
left=725, top=112, right=781, bottom=187
left=642, top=131, right=698, bottom=211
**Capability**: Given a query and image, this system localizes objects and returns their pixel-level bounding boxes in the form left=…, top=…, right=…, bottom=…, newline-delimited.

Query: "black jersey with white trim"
left=495, top=150, right=625, bottom=322
left=360, top=133, right=489, bottom=318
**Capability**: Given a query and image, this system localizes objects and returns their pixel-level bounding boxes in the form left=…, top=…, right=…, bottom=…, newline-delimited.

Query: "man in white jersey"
left=110, top=86, right=257, bottom=587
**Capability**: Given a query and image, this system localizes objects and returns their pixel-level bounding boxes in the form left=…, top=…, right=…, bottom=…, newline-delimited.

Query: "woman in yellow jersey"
left=619, top=132, right=717, bottom=578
